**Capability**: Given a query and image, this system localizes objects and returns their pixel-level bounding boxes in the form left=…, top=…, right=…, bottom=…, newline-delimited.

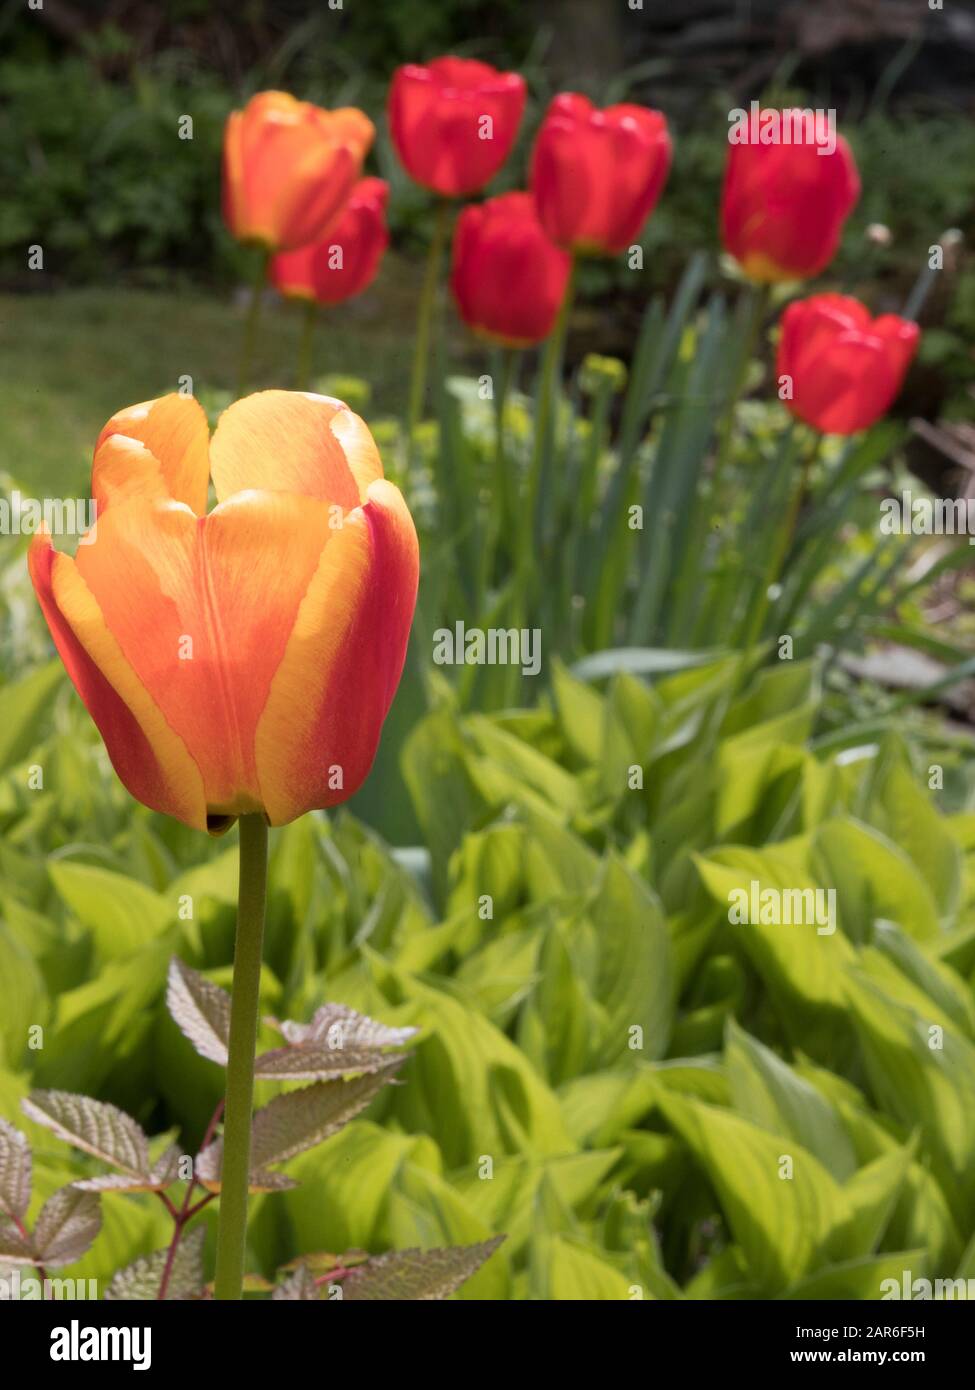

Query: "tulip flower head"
left=30, top=392, right=419, bottom=832
left=530, top=94, right=672, bottom=257
left=388, top=57, right=526, bottom=198
left=721, top=109, right=860, bottom=283
left=270, top=178, right=390, bottom=306
left=450, top=192, right=572, bottom=348
left=223, top=92, right=375, bottom=252
left=777, top=294, right=919, bottom=436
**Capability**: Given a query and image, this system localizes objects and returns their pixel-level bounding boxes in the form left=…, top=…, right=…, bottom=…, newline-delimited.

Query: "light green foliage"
left=2, top=640, right=974, bottom=1297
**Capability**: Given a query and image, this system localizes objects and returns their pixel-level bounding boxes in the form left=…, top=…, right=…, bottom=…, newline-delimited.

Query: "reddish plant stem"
left=157, top=1100, right=224, bottom=1301
left=13, top=1213, right=48, bottom=1290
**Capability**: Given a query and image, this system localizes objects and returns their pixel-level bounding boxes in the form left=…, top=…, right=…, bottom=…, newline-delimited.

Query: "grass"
left=0, top=260, right=457, bottom=496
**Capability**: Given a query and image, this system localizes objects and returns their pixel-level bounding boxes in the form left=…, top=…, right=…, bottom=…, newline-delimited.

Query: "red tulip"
left=777, top=294, right=919, bottom=435
left=30, top=391, right=419, bottom=832
left=222, top=91, right=375, bottom=252
left=721, top=109, right=860, bottom=283
left=449, top=193, right=572, bottom=348
left=270, top=179, right=390, bottom=306
left=530, top=94, right=672, bottom=256
left=388, top=57, right=526, bottom=197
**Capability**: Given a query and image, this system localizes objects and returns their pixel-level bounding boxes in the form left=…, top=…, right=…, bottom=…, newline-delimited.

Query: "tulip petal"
left=29, top=531, right=208, bottom=830
left=209, top=390, right=365, bottom=508
left=73, top=492, right=337, bottom=818
left=94, top=394, right=211, bottom=516
left=255, top=478, right=419, bottom=825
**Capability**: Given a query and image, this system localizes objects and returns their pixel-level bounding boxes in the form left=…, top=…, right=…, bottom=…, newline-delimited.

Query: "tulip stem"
left=296, top=299, right=318, bottom=392
left=519, top=257, right=576, bottom=609
left=480, top=347, right=517, bottom=601
left=213, top=812, right=268, bottom=1302
left=237, top=248, right=270, bottom=399
left=737, top=432, right=821, bottom=660
left=406, top=199, right=451, bottom=464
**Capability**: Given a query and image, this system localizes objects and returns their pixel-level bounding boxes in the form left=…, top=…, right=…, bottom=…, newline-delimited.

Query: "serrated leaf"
left=33, top=1187, right=101, bottom=1267
left=273, top=1004, right=416, bottom=1051
left=74, top=1139, right=185, bottom=1193
left=166, top=958, right=231, bottom=1066
left=272, top=1265, right=321, bottom=1300
left=22, top=1091, right=150, bottom=1178
left=255, top=1042, right=408, bottom=1081
left=341, top=1236, right=505, bottom=1300
left=105, top=1226, right=206, bottom=1301
left=0, top=1222, right=33, bottom=1263
left=196, top=1065, right=401, bottom=1190
left=0, top=1118, right=31, bottom=1223
left=252, top=1064, right=404, bottom=1168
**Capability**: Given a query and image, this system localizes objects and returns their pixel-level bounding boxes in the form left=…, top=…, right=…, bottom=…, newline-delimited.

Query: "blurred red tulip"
left=223, top=92, right=374, bottom=252
left=388, top=57, right=526, bottom=197
left=270, top=178, right=390, bottom=306
left=30, top=391, right=418, bottom=832
left=530, top=94, right=672, bottom=256
left=777, top=294, right=919, bottom=435
left=721, top=109, right=860, bottom=283
left=450, top=192, right=572, bottom=348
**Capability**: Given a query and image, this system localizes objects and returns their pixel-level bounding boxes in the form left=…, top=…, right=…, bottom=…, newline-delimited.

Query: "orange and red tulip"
left=720, top=110, right=860, bottom=283
left=776, top=294, right=919, bottom=435
left=530, top=94, right=672, bottom=256
left=30, top=391, right=419, bottom=833
left=388, top=57, right=526, bottom=198
left=222, top=92, right=375, bottom=252
left=270, top=178, right=390, bottom=306
left=449, top=192, right=571, bottom=348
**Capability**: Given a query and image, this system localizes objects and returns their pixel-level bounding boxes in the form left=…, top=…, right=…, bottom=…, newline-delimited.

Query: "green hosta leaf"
left=865, top=749, right=961, bottom=920
left=0, top=1117, right=31, bottom=1223
left=256, top=1004, right=416, bottom=1080
left=0, top=661, right=64, bottom=773
left=22, top=1091, right=151, bottom=1179
left=812, top=819, right=940, bottom=942
left=166, top=958, right=230, bottom=1066
left=843, top=972, right=975, bottom=1215
left=47, top=862, right=172, bottom=959
left=831, top=1146, right=914, bottom=1262
left=726, top=1021, right=857, bottom=1179
left=657, top=1090, right=848, bottom=1293
left=783, top=1250, right=927, bottom=1301
left=272, top=1265, right=320, bottom=1300
left=32, top=1186, right=101, bottom=1267
left=695, top=842, right=856, bottom=1025
left=870, top=920, right=975, bottom=1038
left=530, top=1233, right=634, bottom=1300
left=341, top=1236, right=504, bottom=1300
left=105, top=1226, right=206, bottom=1301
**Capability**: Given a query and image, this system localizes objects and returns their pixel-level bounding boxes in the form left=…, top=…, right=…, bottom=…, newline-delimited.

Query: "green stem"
left=295, top=299, right=318, bottom=391
left=213, top=813, right=268, bottom=1302
left=479, top=348, right=517, bottom=604
left=407, top=200, right=451, bottom=462
left=237, top=248, right=270, bottom=399
left=737, top=433, right=822, bottom=666
left=518, top=259, right=576, bottom=610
